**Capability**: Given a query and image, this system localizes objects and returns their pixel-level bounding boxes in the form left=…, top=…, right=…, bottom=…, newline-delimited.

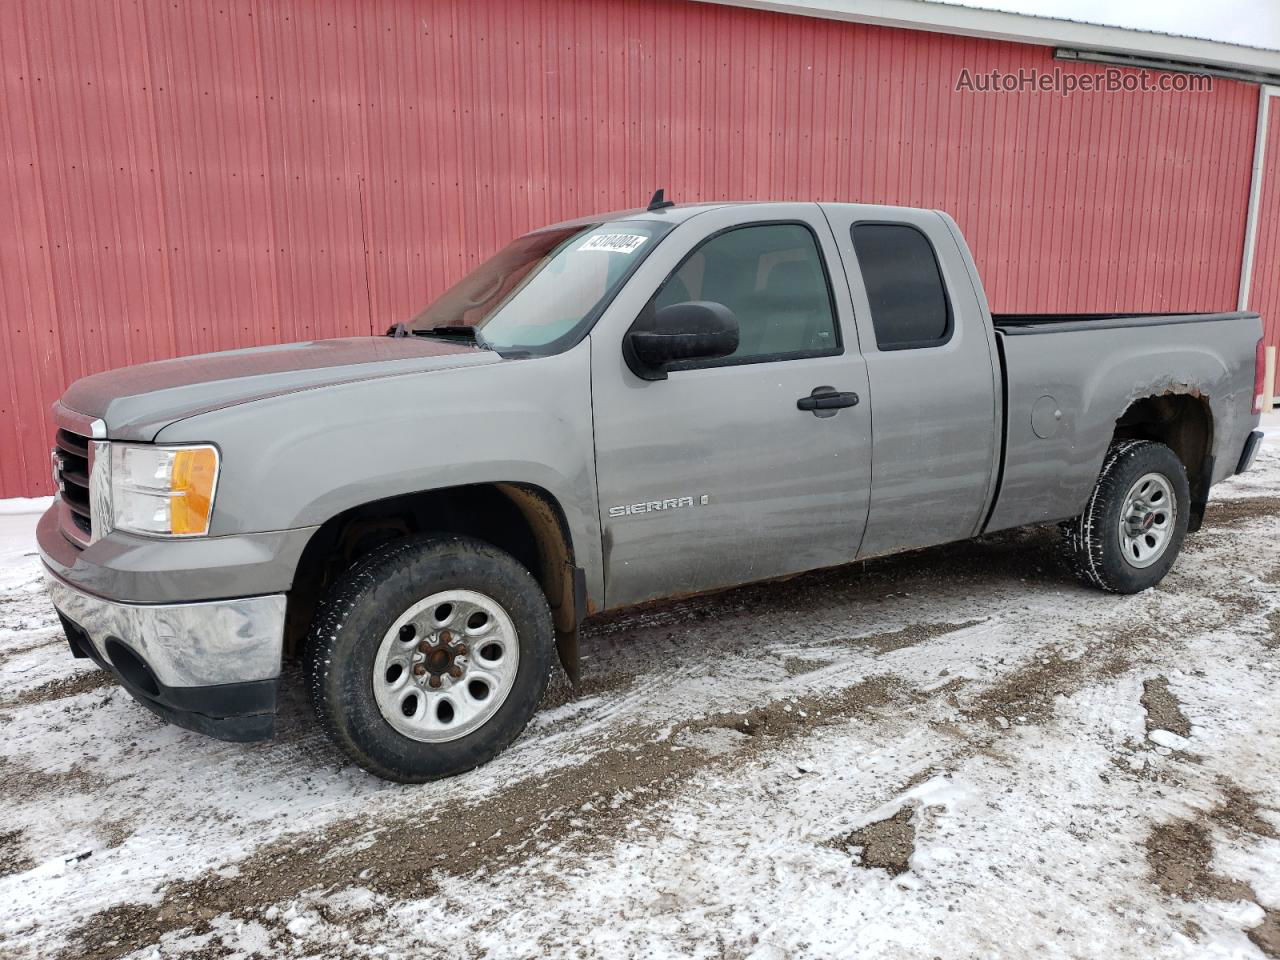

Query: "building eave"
left=691, top=0, right=1280, bottom=78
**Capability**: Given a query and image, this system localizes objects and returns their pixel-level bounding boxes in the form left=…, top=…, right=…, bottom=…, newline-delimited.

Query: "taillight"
left=1254, top=338, right=1267, bottom=415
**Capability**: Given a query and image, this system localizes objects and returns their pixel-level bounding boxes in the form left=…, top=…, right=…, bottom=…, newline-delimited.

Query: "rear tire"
left=305, top=535, right=553, bottom=783
left=1060, top=439, right=1190, bottom=594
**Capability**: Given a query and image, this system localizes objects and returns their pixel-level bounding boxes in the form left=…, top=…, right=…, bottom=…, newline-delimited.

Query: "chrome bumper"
left=45, top=570, right=286, bottom=689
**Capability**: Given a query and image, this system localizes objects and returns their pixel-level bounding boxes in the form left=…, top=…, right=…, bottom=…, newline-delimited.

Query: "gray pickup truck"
left=40, top=198, right=1265, bottom=782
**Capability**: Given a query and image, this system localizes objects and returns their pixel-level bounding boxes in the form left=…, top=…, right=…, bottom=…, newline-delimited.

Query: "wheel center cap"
left=1140, top=511, right=1156, bottom=532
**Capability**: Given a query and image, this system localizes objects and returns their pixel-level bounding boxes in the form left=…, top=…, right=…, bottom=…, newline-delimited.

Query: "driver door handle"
left=797, top=386, right=860, bottom=417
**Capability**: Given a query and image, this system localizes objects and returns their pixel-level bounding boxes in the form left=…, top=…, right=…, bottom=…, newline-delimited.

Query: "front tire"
left=305, top=535, right=554, bottom=783
left=1060, top=439, right=1190, bottom=594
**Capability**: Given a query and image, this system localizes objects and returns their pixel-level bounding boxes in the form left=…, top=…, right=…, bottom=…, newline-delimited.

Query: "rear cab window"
left=851, top=223, right=952, bottom=350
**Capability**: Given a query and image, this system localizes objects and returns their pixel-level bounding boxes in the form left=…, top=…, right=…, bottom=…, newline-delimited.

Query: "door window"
left=851, top=223, right=952, bottom=350
left=653, top=223, right=840, bottom=366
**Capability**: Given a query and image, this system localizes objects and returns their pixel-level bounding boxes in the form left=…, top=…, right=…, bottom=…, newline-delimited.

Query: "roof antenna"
left=647, top=188, right=675, bottom=211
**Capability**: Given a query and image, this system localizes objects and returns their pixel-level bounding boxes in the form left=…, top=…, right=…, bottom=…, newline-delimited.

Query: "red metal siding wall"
left=0, top=0, right=1260, bottom=497
left=1249, top=97, right=1280, bottom=350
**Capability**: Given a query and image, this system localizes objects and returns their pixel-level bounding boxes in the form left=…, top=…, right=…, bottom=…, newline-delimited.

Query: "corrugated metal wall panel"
left=0, top=0, right=1262, bottom=496
left=1248, top=96, right=1280, bottom=350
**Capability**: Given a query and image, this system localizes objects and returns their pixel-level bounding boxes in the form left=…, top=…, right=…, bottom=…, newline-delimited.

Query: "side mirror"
left=625, top=301, right=740, bottom=380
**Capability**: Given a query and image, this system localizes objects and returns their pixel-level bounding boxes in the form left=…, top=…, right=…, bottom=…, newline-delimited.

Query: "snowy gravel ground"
left=1, top=434, right=1278, bottom=960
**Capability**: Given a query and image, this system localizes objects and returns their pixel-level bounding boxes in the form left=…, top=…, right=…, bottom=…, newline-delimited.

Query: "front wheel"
left=305, top=535, right=554, bottom=782
left=1060, top=439, right=1190, bottom=594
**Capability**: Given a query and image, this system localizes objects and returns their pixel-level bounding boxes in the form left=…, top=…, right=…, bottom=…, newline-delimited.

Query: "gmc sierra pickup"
left=40, top=198, right=1265, bottom=782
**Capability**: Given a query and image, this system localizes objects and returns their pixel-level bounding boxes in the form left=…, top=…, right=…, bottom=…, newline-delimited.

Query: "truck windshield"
left=405, top=220, right=671, bottom=355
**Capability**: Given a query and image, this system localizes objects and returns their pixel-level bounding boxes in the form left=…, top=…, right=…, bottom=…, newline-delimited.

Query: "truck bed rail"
left=991, top=311, right=1258, bottom=335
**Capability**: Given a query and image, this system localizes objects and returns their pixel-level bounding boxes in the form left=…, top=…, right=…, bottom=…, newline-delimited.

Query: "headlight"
left=107, top=443, right=220, bottom=537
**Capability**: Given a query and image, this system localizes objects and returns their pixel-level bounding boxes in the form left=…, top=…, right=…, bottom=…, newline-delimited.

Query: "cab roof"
left=540, top=202, right=732, bottom=232
left=540, top=199, right=944, bottom=233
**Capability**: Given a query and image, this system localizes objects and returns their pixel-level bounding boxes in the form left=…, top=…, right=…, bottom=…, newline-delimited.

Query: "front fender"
left=155, top=345, right=603, bottom=597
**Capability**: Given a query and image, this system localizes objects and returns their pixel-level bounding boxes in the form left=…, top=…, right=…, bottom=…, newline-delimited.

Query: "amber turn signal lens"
left=169, top=447, right=218, bottom=535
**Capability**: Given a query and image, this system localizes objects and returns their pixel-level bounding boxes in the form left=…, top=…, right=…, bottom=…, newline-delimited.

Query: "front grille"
left=55, top=428, right=92, bottom=538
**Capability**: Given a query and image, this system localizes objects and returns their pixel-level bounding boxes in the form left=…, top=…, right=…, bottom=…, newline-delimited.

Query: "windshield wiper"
left=426, top=324, right=493, bottom=350
left=385, top=322, right=492, bottom=350
left=426, top=324, right=480, bottom=339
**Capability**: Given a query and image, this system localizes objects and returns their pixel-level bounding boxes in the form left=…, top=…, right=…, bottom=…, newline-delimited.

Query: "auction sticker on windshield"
left=578, top=233, right=649, bottom=254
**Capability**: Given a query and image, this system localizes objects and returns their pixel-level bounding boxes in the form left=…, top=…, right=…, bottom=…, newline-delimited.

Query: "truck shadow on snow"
left=565, top=524, right=1070, bottom=667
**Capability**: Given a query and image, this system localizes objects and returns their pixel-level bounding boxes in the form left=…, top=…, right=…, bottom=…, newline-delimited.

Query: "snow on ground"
left=0, top=497, right=51, bottom=518
left=0, top=424, right=1278, bottom=960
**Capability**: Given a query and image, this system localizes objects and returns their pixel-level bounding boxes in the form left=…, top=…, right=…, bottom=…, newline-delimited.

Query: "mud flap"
left=555, top=629, right=581, bottom=685
left=1187, top=454, right=1214, bottom=534
left=554, top=566, right=588, bottom=685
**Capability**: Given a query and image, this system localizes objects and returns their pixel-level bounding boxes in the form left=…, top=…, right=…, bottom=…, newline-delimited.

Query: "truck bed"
left=984, top=309, right=1261, bottom=534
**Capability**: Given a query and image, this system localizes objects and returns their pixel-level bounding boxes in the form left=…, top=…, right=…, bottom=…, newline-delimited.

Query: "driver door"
left=588, top=204, right=874, bottom=609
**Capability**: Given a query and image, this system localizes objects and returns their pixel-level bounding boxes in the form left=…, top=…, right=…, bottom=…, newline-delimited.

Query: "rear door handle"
left=797, top=386, right=860, bottom=417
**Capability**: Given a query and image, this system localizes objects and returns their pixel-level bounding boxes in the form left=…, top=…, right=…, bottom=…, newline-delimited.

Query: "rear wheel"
left=305, top=535, right=553, bottom=782
left=1060, top=439, right=1190, bottom=594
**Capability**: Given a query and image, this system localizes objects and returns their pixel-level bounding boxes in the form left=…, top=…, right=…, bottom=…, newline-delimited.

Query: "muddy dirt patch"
left=694, top=675, right=903, bottom=739
left=834, top=619, right=985, bottom=655
left=538, top=669, right=635, bottom=712
left=830, top=805, right=917, bottom=876
left=961, top=647, right=1131, bottom=728
left=0, top=667, right=115, bottom=710
left=0, top=828, right=34, bottom=878
left=1203, top=495, right=1280, bottom=526
left=0, top=756, right=106, bottom=805
left=1212, top=779, right=1279, bottom=841
left=1251, top=908, right=1280, bottom=958
left=1145, top=817, right=1256, bottom=902
left=783, top=657, right=834, bottom=676
left=1145, top=778, right=1278, bottom=923
left=1140, top=675, right=1192, bottom=738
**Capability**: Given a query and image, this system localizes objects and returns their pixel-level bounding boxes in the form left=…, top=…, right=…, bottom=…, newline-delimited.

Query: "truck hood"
left=60, top=337, right=501, bottom=441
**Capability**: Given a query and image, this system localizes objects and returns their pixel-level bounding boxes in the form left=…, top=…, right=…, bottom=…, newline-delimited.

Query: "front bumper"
left=46, top=570, right=286, bottom=742
left=37, top=503, right=317, bottom=604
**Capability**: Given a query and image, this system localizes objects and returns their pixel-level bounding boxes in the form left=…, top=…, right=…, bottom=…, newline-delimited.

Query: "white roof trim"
left=691, top=0, right=1280, bottom=77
